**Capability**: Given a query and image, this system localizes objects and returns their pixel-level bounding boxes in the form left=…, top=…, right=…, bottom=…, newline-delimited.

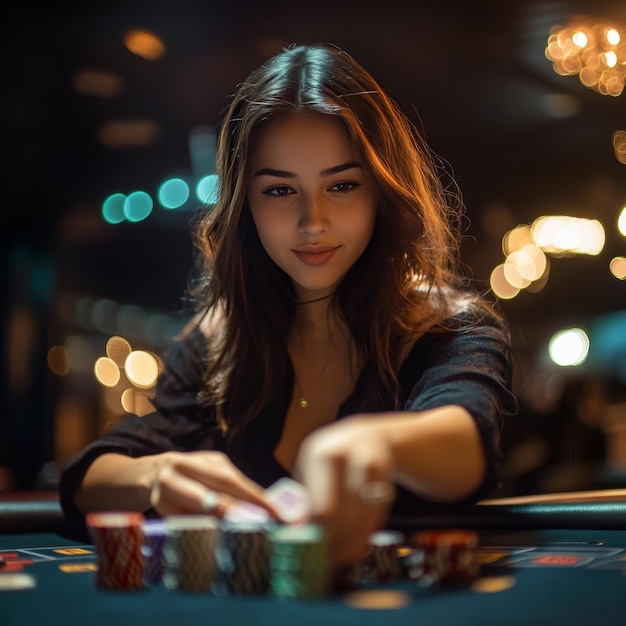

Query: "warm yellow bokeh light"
left=106, top=336, right=132, bottom=368
left=502, top=225, right=533, bottom=256
left=609, top=256, right=626, bottom=279
left=618, top=206, right=626, bottom=236
left=72, top=69, right=124, bottom=97
left=606, top=28, right=620, bottom=45
left=47, top=346, right=71, bottom=376
left=121, top=388, right=155, bottom=417
left=531, top=215, right=605, bottom=256
left=94, top=356, right=121, bottom=387
left=490, top=264, right=520, bottom=300
left=614, top=131, right=626, bottom=164
left=546, top=18, right=626, bottom=97
left=124, top=30, right=165, bottom=61
left=503, top=256, right=532, bottom=289
left=125, top=350, right=159, bottom=389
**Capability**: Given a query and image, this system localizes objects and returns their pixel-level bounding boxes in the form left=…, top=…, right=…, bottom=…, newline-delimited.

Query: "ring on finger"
left=359, top=480, right=396, bottom=506
left=200, top=489, right=220, bottom=513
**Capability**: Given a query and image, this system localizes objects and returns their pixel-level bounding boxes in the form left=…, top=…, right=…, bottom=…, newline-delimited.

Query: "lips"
left=293, top=246, right=339, bottom=266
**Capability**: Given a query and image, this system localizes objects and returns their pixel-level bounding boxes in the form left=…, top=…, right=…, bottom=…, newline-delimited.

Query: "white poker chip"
left=0, top=573, right=37, bottom=591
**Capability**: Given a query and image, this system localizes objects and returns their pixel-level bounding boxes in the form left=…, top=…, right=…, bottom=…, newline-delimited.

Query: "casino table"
left=2, top=490, right=626, bottom=626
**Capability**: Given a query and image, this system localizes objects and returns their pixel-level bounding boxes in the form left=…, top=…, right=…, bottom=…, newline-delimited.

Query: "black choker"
left=296, top=292, right=335, bottom=305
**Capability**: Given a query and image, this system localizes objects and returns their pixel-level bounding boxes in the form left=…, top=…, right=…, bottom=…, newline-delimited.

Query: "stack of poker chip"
left=212, top=519, right=273, bottom=595
left=358, top=530, right=404, bottom=584
left=407, top=529, right=479, bottom=586
left=332, top=529, right=404, bottom=590
left=163, top=515, right=219, bottom=592
left=269, top=523, right=330, bottom=599
left=141, top=518, right=167, bottom=586
left=86, top=511, right=145, bottom=591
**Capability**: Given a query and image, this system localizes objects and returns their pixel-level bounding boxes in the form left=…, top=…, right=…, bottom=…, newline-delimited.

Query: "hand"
left=293, top=417, right=397, bottom=569
left=149, top=450, right=280, bottom=519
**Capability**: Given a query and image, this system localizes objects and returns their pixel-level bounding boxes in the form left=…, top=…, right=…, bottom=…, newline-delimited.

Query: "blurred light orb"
left=548, top=328, right=590, bottom=366
left=94, top=356, right=121, bottom=387
left=47, top=346, right=70, bottom=376
left=124, top=30, right=165, bottom=61
left=618, top=205, right=626, bottom=236
left=490, top=264, right=520, bottom=300
left=196, top=174, right=219, bottom=205
left=106, top=336, right=132, bottom=367
left=158, top=178, right=190, bottom=209
left=121, top=388, right=155, bottom=417
left=124, top=191, right=153, bottom=222
left=125, top=350, right=159, bottom=388
left=609, top=256, right=626, bottom=279
left=102, top=193, right=127, bottom=224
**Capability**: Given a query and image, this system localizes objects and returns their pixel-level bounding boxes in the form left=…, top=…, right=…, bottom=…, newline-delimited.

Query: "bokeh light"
left=125, top=350, right=159, bottom=388
left=548, top=328, right=590, bottom=367
left=105, top=336, right=132, bottom=368
left=158, top=178, right=190, bottom=209
left=123, top=30, right=165, bottom=61
left=47, top=346, right=70, bottom=376
left=94, top=356, right=121, bottom=388
left=609, top=256, right=626, bottom=280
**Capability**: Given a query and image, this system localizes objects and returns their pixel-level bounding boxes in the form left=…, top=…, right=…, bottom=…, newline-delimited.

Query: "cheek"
left=250, top=209, right=290, bottom=253
left=356, top=204, right=377, bottom=244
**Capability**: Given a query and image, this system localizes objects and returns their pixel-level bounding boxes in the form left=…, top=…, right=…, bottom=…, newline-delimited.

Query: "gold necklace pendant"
left=299, top=397, right=308, bottom=408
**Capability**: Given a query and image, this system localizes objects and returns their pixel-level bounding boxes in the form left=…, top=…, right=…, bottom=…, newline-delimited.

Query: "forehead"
left=249, top=110, right=357, bottom=166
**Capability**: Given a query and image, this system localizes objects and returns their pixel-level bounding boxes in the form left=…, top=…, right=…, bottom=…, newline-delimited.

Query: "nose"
left=298, top=192, right=329, bottom=235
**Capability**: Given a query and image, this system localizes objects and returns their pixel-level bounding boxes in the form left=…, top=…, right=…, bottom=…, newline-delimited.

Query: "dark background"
left=2, top=0, right=625, bottom=494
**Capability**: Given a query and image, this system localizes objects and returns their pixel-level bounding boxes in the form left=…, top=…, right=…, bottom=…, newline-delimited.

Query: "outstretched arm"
left=293, top=405, right=485, bottom=568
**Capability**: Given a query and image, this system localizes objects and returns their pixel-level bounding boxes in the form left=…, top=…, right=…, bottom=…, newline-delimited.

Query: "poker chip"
left=269, top=523, right=330, bottom=600
left=213, top=519, right=273, bottom=595
left=163, top=515, right=219, bottom=592
left=86, top=511, right=145, bottom=591
left=359, top=530, right=404, bottom=584
left=407, top=529, right=479, bottom=586
left=141, top=518, right=167, bottom=586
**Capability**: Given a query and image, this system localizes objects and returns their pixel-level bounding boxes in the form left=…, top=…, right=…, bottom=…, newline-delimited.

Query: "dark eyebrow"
left=253, top=161, right=363, bottom=178
left=320, top=161, right=363, bottom=177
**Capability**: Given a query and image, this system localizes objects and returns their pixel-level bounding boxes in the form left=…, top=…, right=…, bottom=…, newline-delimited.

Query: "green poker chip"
left=269, top=523, right=330, bottom=599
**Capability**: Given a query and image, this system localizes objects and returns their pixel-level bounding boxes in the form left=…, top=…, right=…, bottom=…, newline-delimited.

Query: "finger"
left=172, top=453, right=282, bottom=518
left=150, top=465, right=227, bottom=517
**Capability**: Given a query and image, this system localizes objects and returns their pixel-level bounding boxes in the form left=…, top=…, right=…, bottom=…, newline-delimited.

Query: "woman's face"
left=247, top=110, right=378, bottom=302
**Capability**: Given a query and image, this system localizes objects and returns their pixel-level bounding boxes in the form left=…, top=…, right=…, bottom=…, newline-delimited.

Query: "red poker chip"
left=86, top=512, right=144, bottom=529
left=407, top=529, right=479, bottom=586
left=87, top=511, right=145, bottom=591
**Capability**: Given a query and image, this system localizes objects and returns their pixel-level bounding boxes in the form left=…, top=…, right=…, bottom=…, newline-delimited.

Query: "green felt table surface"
left=2, top=529, right=626, bottom=626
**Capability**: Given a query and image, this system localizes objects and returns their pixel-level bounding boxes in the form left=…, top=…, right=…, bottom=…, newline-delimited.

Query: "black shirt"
left=60, top=311, right=517, bottom=532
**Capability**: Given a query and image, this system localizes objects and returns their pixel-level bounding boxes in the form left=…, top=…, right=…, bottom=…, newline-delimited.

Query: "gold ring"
left=359, top=481, right=396, bottom=505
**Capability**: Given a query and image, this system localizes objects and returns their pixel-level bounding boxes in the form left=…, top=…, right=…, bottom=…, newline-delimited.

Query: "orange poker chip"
left=407, top=529, right=480, bottom=586
left=411, top=529, right=479, bottom=548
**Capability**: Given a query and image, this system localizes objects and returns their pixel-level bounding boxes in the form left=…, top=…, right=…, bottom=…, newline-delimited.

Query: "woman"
left=60, top=43, right=517, bottom=568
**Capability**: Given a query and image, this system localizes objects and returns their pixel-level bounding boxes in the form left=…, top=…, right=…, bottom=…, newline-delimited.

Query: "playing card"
left=265, top=477, right=311, bottom=524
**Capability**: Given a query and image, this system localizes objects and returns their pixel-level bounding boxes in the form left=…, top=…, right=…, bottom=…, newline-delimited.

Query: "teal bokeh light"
left=196, top=174, right=219, bottom=205
left=124, top=191, right=153, bottom=222
left=102, top=193, right=127, bottom=224
left=158, top=178, right=190, bottom=209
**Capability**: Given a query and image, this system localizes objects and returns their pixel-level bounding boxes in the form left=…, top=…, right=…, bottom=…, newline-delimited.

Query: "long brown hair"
left=189, top=43, right=494, bottom=440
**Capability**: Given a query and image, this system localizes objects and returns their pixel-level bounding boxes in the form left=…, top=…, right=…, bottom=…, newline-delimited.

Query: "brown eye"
left=265, top=186, right=293, bottom=197
left=330, top=182, right=360, bottom=193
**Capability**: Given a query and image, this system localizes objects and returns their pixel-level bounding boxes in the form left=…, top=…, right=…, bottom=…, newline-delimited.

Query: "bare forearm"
left=73, top=453, right=160, bottom=514
left=375, top=406, right=487, bottom=501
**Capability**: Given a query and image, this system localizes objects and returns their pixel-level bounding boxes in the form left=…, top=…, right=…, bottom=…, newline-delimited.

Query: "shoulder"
left=409, top=284, right=510, bottom=340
